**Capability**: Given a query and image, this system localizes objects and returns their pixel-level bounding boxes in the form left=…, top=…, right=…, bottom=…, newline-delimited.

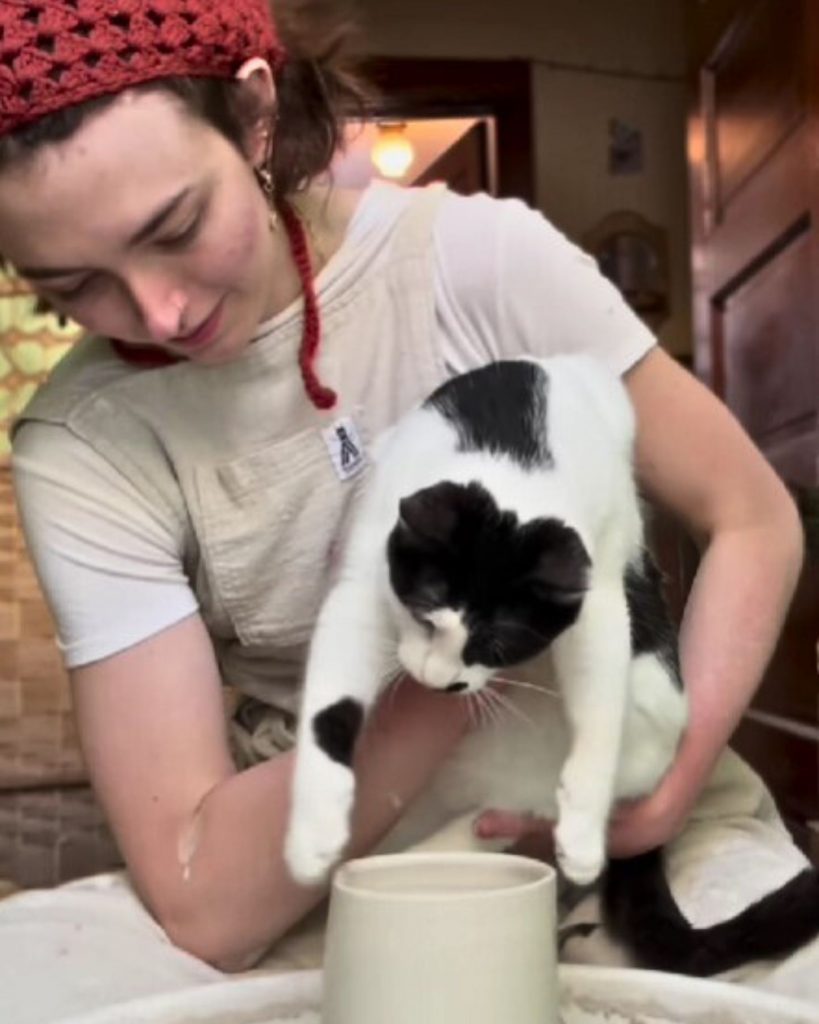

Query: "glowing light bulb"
left=371, top=123, right=415, bottom=179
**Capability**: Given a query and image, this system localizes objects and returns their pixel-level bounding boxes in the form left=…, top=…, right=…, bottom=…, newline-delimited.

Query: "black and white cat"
left=284, top=354, right=819, bottom=977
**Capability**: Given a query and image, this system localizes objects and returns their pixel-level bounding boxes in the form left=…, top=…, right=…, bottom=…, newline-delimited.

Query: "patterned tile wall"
left=0, top=267, right=81, bottom=462
left=0, top=272, right=121, bottom=886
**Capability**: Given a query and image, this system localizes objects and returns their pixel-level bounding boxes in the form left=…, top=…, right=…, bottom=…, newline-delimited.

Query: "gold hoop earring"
left=255, top=164, right=279, bottom=233
left=255, top=164, right=274, bottom=201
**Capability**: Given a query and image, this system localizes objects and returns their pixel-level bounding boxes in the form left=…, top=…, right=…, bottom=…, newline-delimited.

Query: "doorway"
left=346, top=57, right=535, bottom=202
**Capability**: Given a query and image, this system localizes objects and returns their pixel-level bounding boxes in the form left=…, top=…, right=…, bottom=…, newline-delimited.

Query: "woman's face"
left=0, top=89, right=277, bottom=365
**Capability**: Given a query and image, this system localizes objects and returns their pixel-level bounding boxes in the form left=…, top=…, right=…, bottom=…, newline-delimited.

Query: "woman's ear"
left=234, top=57, right=278, bottom=166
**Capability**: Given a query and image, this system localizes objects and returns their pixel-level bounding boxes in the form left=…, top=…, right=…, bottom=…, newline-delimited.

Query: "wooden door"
left=412, top=121, right=492, bottom=195
left=686, top=0, right=819, bottom=856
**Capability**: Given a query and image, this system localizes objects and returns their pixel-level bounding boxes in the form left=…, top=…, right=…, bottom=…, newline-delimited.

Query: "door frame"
left=361, top=57, right=536, bottom=204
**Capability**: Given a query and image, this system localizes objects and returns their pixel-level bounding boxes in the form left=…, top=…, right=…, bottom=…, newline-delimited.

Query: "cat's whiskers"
left=479, top=687, right=509, bottom=731
left=380, top=659, right=403, bottom=684
left=494, top=620, right=554, bottom=645
left=465, top=692, right=483, bottom=730
left=380, top=664, right=408, bottom=715
left=475, top=688, right=504, bottom=730
left=483, top=684, right=540, bottom=731
left=491, top=676, right=562, bottom=701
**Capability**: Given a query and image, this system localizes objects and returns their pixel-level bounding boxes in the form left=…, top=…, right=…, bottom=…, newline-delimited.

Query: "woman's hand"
left=473, top=768, right=692, bottom=863
left=606, top=778, right=690, bottom=858
left=473, top=809, right=556, bottom=862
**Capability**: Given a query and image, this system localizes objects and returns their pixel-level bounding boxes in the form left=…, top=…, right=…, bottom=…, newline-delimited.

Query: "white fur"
left=285, top=354, right=688, bottom=886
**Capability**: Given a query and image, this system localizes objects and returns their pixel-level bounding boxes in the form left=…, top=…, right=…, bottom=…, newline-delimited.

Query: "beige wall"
left=355, top=0, right=692, bottom=358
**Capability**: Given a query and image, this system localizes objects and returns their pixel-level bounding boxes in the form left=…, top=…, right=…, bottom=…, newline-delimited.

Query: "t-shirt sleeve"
left=433, top=190, right=656, bottom=376
left=12, top=421, right=199, bottom=669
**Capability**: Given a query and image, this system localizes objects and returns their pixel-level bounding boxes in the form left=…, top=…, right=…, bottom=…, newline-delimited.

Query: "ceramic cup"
left=322, top=851, right=558, bottom=1024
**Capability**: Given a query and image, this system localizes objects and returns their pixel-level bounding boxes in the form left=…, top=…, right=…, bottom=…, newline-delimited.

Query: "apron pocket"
left=191, top=419, right=370, bottom=648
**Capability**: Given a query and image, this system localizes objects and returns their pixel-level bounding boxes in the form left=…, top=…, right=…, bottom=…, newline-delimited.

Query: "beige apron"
left=15, top=185, right=450, bottom=764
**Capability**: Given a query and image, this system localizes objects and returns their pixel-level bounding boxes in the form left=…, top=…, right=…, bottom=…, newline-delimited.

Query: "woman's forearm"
left=666, top=501, right=804, bottom=808
left=607, top=494, right=803, bottom=857
left=155, top=682, right=470, bottom=971
left=607, top=347, right=808, bottom=854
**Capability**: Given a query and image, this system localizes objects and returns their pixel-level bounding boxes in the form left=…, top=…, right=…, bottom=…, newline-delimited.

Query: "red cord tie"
left=279, top=201, right=337, bottom=411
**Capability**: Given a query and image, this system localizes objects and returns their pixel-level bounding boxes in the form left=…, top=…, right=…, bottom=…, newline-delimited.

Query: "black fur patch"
left=312, top=698, right=364, bottom=767
left=388, top=481, right=590, bottom=668
left=624, top=549, right=681, bottom=687
left=425, top=361, right=552, bottom=469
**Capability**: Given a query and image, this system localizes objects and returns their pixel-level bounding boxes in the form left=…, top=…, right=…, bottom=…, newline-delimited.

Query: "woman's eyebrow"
left=18, top=186, right=194, bottom=279
left=127, top=186, right=194, bottom=246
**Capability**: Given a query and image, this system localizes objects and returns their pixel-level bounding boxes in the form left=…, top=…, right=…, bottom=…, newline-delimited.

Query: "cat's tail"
left=601, top=847, right=819, bottom=977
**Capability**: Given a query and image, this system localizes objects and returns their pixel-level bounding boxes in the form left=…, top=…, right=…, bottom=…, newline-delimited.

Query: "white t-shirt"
left=12, top=184, right=655, bottom=668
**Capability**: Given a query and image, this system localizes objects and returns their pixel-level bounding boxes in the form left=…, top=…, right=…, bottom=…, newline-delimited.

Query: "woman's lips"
left=174, top=300, right=223, bottom=350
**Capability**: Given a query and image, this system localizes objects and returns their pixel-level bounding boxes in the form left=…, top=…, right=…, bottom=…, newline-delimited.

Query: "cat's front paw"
left=554, top=813, right=605, bottom=885
left=555, top=790, right=606, bottom=885
left=284, top=758, right=355, bottom=886
left=285, top=817, right=348, bottom=886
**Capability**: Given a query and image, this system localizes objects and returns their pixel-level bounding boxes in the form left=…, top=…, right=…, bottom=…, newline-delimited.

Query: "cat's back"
left=367, top=355, right=635, bottom=527
left=534, top=355, right=638, bottom=540
left=424, top=359, right=554, bottom=470
left=538, top=353, right=635, bottom=454
left=424, top=354, right=633, bottom=453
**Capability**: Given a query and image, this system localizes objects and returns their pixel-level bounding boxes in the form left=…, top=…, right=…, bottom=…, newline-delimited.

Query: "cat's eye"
left=411, top=610, right=436, bottom=636
left=526, top=580, right=553, bottom=602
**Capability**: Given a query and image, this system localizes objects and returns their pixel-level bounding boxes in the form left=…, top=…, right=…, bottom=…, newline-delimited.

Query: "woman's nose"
left=128, top=274, right=188, bottom=343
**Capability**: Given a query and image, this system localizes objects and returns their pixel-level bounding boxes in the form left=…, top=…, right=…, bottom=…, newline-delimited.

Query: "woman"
left=0, top=0, right=808, bottom=1011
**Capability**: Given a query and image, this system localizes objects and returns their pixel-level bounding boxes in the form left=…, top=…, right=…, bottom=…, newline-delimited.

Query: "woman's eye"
left=158, top=212, right=203, bottom=249
left=47, top=278, right=92, bottom=301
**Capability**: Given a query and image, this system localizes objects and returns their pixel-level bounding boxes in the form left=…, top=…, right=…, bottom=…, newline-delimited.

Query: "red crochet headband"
left=0, top=1, right=284, bottom=134
left=0, top=0, right=337, bottom=410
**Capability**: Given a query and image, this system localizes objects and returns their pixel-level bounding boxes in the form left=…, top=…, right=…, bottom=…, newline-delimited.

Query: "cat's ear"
left=396, top=482, right=464, bottom=549
left=530, top=520, right=591, bottom=605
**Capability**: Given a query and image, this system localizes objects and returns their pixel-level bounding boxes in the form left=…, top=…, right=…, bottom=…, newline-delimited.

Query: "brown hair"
left=0, top=0, right=371, bottom=200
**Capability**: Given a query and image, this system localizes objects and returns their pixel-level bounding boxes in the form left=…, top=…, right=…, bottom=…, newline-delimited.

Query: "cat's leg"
left=285, top=575, right=394, bottom=885
left=551, top=580, right=631, bottom=885
left=613, top=652, right=686, bottom=802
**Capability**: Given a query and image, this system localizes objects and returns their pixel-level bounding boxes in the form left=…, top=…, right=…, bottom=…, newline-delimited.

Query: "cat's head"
left=386, top=480, right=590, bottom=693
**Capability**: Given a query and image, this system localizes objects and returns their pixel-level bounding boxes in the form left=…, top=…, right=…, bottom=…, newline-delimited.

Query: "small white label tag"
left=322, top=416, right=366, bottom=482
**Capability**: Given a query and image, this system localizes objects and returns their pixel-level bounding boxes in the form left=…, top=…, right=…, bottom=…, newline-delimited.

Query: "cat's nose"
left=445, top=681, right=469, bottom=693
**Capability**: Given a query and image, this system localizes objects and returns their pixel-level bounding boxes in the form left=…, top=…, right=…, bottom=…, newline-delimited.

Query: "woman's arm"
left=607, top=346, right=804, bottom=854
left=72, top=613, right=470, bottom=971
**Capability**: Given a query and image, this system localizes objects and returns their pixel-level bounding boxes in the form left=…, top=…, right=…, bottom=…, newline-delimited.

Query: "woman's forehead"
left=12, top=90, right=208, bottom=183
left=0, top=92, right=219, bottom=264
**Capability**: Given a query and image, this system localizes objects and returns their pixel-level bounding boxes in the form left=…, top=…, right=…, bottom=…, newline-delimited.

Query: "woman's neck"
left=261, top=181, right=366, bottom=322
